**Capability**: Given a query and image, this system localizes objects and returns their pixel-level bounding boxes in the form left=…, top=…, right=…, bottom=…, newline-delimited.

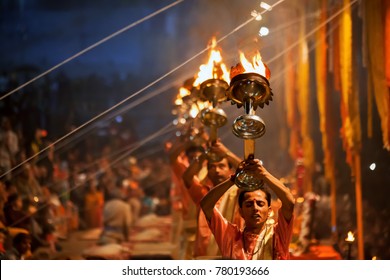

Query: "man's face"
left=16, top=238, right=31, bottom=255
left=239, top=190, right=270, bottom=230
left=14, top=197, right=23, bottom=210
left=207, top=158, right=231, bottom=186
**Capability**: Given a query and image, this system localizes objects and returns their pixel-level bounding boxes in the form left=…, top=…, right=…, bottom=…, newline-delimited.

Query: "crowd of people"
left=0, top=110, right=172, bottom=259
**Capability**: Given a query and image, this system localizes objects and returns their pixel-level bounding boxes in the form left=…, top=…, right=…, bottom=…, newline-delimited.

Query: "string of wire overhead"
left=0, top=0, right=287, bottom=180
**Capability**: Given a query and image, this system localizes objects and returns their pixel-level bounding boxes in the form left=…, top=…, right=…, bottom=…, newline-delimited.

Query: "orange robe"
left=84, top=191, right=104, bottom=228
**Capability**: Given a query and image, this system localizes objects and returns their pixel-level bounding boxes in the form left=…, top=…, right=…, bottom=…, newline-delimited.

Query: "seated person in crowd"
left=4, top=193, right=48, bottom=251
left=97, top=188, right=132, bottom=245
left=200, top=157, right=295, bottom=260
left=3, top=193, right=31, bottom=230
left=1, top=232, right=32, bottom=260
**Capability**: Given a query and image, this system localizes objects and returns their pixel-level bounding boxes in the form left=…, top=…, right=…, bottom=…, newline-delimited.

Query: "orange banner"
left=285, top=34, right=300, bottom=160
left=297, top=7, right=315, bottom=193
left=384, top=0, right=390, bottom=87
left=364, top=0, right=390, bottom=150
left=339, top=0, right=362, bottom=172
left=315, top=0, right=337, bottom=227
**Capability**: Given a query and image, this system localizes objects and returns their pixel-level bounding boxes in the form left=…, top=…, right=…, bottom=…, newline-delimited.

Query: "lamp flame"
left=174, top=87, right=191, bottom=106
left=196, top=100, right=209, bottom=111
left=193, top=37, right=230, bottom=86
left=239, top=51, right=270, bottom=79
left=345, top=231, right=355, bottom=242
left=179, top=87, right=191, bottom=98
left=189, top=103, right=200, bottom=118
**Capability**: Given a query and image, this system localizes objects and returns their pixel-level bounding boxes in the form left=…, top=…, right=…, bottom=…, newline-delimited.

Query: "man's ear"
left=239, top=207, right=244, bottom=217
left=267, top=207, right=272, bottom=217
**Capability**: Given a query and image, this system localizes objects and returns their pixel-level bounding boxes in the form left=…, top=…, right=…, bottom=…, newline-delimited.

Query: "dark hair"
left=207, top=157, right=233, bottom=170
left=12, top=232, right=31, bottom=246
left=7, top=193, right=19, bottom=204
left=238, top=187, right=271, bottom=208
left=185, top=145, right=204, bottom=157
left=106, top=188, right=124, bottom=201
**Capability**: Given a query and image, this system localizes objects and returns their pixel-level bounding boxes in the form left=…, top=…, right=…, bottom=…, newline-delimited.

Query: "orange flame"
left=345, top=231, right=355, bottom=242
left=193, top=37, right=230, bottom=86
left=179, top=87, right=191, bottom=98
left=174, top=87, right=191, bottom=106
left=238, top=51, right=270, bottom=79
left=189, top=103, right=200, bottom=118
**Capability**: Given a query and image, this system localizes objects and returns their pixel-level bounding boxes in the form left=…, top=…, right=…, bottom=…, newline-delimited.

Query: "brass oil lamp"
left=227, top=51, right=273, bottom=190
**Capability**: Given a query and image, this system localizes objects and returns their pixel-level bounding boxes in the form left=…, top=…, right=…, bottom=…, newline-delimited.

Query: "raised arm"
left=182, top=152, right=207, bottom=189
left=207, top=141, right=242, bottom=169
left=168, top=138, right=188, bottom=165
left=245, top=159, right=295, bottom=222
left=200, top=178, right=235, bottom=222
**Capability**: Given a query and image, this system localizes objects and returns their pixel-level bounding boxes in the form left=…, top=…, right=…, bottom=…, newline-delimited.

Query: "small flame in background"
left=174, top=87, right=191, bottom=106
left=189, top=103, right=200, bottom=118
left=178, top=87, right=190, bottom=98
left=345, top=231, right=355, bottom=242
left=193, top=37, right=230, bottom=87
left=173, top=86, right=209, bottom=120
left=239, top=51, right=270, bottom=79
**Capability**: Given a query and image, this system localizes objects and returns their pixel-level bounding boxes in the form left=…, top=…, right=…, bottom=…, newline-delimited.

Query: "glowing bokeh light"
left=259, top=26, right=269, bottom=36
left=260, top=2, right=272, bottom=11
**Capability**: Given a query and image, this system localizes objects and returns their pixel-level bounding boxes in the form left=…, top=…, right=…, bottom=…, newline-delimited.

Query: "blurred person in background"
left=122, top=176, right=143, bottom=225
left=0, top=117, right=19, bottom=180
left=12, top=163, right=43, bottom=203
left=84, top=176, right=104, bottom=229
left=183, top=140, right=243, bottom=259
left=3, top=192, right=49, bottom=252
left=168, top=131, right=208, bottom=221
left=1, top=232, right=32, bottom=260
left=97, top=188, right=132, bottom=245
left=167, top=134, right=207, bottom=259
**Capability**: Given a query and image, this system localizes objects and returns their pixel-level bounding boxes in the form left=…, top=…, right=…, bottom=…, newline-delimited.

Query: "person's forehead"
left=243, top=190, right=267, bottom=202
left=208, top=158, right=229, bottom=167
left=188, top=150, right=202, bottom=157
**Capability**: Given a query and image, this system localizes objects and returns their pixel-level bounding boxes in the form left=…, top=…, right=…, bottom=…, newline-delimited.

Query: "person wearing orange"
left=167, top=135, right=208, bottom=259
left=200, top=158, right=295, bottom=260
left=183, top=141, right=243, bottom=259
left=168, top=139, right=205, bottom=220
left=84, top=178, right=104, bottom=229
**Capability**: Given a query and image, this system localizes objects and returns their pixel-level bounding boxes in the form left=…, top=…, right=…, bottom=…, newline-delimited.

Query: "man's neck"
left=245, top=222, right=266, bottom=235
